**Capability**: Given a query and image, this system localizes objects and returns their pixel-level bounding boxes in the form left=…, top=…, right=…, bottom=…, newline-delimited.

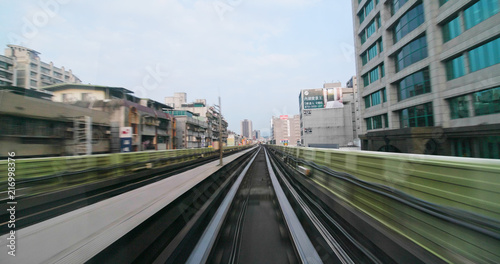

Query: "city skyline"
left=0, top=0, right=356, bottom=134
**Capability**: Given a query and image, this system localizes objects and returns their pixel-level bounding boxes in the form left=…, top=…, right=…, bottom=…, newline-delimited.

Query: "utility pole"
left=218, top=96, right=223, bottom=166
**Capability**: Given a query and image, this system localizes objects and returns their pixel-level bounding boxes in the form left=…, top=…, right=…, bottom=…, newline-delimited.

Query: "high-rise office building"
left=240, top=119, right=253, bottom=139
left=352, top=0, right=500, bottom=158
left=4, top=45, right=81, bottom=89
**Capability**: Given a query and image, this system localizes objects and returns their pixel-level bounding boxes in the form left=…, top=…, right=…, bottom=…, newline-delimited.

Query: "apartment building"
left=4, top=45, right=81, bottom=89
left=0, top=55, right=16, bottom=86
left=272, top=115, right=301, bottom=146
left=352, top=0, right=500, bottom=158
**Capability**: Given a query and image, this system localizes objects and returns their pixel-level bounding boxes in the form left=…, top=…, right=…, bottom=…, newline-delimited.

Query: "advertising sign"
left=120, top=138, right=132, bottom=152
left=303, top=89, right=324, bottom=109
left=303, top=88, right=343, bottom=109
left=120, top=127, right=132, bottom=152
left=325, top=88, right=343, bottom=109
left=119, top=127, right=132, bottom=138
left=279, top=115, right=288, bottom=120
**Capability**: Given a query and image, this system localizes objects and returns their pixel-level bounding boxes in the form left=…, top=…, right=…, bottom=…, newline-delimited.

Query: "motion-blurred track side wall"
left=0, top=146, right=251, bottom=198
left=267, top=145, right=500, bottom=264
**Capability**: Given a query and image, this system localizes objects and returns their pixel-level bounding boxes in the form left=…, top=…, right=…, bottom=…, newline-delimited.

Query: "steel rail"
left=264, top=148, right=323, bottom=264
left=186, top=147, right=261, bottom=264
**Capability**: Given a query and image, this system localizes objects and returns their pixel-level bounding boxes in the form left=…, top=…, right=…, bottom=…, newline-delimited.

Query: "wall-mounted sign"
left=120, top=127, right=132, bottom=138
left=302, top=88, right=343, bottom=109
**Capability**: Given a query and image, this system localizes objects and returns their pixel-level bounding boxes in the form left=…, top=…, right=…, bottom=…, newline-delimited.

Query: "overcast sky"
left=1, top=0, right=356, bottom=136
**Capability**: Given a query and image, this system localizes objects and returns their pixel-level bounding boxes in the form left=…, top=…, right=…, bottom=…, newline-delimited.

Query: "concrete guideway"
left=0, top=147, right=257, bottom=264
left=190, top=146, right=322, bottom=263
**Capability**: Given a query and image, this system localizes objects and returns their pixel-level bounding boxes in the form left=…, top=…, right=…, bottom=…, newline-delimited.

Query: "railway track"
left=88, top=145, right=398, bottom=263
left=0, top=145, right=479, bottom=263
left=0, top=148, right=246, bottom=235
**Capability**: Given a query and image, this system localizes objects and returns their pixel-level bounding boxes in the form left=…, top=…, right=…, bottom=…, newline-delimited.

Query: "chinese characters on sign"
left=302, top=88, right=343, bottom=109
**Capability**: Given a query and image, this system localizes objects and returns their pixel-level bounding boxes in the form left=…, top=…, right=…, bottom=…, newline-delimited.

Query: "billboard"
left=302, top=88, right=343, bottom=109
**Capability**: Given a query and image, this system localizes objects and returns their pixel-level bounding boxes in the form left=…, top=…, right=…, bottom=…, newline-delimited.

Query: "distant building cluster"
left=0, top=45, right=236, bottom=158
left=164, top=92, right=229, bottom=149
left=269, top=79, right=359, bottom=149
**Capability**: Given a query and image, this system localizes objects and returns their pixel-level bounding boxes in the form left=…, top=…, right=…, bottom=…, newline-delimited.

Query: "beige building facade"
left=272, top=115, right=301, bottom=146
left=4, top=45, right=81, bottom=89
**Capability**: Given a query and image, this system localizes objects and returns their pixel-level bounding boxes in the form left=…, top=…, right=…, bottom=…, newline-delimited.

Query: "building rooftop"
left=7, top=44, right=41, bottom=56
left=0, top=86, right=53, bottom=100
left=41, top=83, right=133, bottom=94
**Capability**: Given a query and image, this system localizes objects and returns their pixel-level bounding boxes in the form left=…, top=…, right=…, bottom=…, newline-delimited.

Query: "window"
left=378, top=38, right=383, bottom=53
left=367, top=20, right=376, bottom=38
left=450, top=137, right=500, bottom=158
left=464, top=0, right=499, bottom=30
left=395, top=35, right=428, bottom=72
left=368, top=44, right=378, bottom=60
left=477, top=136, right=500, bottom=159
left=393, top=3, right=425, bottom=43
left=370, top=67, right=379, bottom=83
left=400, top=102, right=434, bottom=128
left=358, top=0, right=378, bottom=24
left=365, top=96, right=371, bottom=108
left=0, top=61, right=9, bottom=70
left=366, top=118, right=373, bottom=130
left=442, top=16, right=461, bottom=42
left=391, top=0, right=410, bottom=15
left=364, top=88, right=386, bottom=108
left=473, top=87, right=500, bottom=116
left=362, top=53, right=368, bottom=65
left=362, top=63, right=384, bottom=87
left=363, top=74, right=370, bottom=87
left=449, top=95, right=470, bottom=119
left=446, top=56, right=465, bottom=80
left=372, top=91, right=381, bottom=106
left=365, top=114, right=388, bottom=130
left=468, top=37, right=500, bottom=72
left=360, top=16, right=380, bottom=44
left=360, top=38, right=383, bottom=65
left=397, top=68, right=431, bottom=100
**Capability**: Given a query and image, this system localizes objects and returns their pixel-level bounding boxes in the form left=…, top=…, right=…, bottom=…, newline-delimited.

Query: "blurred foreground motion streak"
left=0, top=145, right=498, bottom=263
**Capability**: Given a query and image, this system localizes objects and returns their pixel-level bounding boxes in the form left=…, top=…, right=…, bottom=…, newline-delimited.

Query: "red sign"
left=120, top=127, right=132, bottom=138
left=279, top=115, right=288, bottom=120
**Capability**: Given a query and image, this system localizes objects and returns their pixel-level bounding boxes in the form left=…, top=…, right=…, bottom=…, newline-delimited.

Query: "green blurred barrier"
left=268, top=145, right=500, bottom=264
left=0, top=146, right=250, bottom=197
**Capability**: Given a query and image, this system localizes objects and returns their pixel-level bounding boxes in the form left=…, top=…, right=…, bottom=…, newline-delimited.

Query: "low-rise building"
left=43, top=84, right=175, bottom=152
left=165, top=92, right=228, bottom=148
left=165, top=110, right=208, bottom=149
left=0, top=86, right=110, bottom=157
